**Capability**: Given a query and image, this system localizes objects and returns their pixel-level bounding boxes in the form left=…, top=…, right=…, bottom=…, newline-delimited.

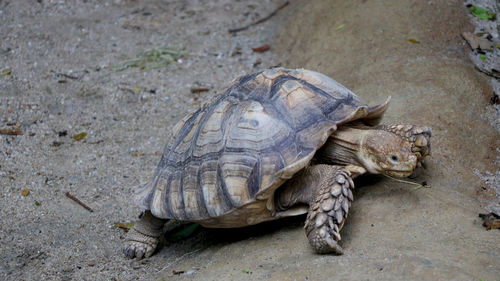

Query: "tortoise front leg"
left=305, top=165, right=354, bottom=254
left=275, top=164, right=356, bottom=254
left=123, top=211, right=167, bottom=260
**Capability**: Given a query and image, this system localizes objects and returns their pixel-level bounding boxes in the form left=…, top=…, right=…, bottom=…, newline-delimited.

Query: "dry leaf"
left=479, top=213, right=500, bottom=230
left=115, top=222, right=134, bottom=232
left=462, top=32, right=494, bottom=50
left=21, top=188, right=30, bottom=196
left=462, top=32, right=479, bottom=49
left=0, top=124, right=23, bottom=135
left=252, top=44, right=271, bottom=53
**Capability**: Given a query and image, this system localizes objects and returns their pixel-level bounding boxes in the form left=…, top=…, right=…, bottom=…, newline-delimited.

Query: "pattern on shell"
left=136, top=68, right=372, bottom=223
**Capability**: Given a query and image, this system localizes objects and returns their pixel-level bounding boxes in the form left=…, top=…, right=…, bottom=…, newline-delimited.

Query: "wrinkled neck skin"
left=315, top=127, right=366, bottom=169
left=316, top=126, right=393, bottom=175
left=316, top=126, right=417, bottom=178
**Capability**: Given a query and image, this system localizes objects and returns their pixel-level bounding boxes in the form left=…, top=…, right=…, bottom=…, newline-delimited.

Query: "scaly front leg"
left=305, top=165, right=355, bottom=254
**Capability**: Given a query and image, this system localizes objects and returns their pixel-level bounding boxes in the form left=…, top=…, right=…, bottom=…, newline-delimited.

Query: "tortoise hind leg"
left=123, top=211, right=167, bottom=260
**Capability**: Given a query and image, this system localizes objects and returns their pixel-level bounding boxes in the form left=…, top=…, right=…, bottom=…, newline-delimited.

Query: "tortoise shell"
left=136, top=68, right=389, bottom=227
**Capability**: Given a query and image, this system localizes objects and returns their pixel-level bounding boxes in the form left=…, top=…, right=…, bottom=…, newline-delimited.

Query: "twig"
left=56, top=73, right=80, bottom=80
left=228, top=1, right=289, bottom=33
left=190, top=87, right=210, bottom=93
left=383, top=175, right=431, bottom=190
left=65, top=191, right=94, bottom=212
left=157, top=248, right=203, bottom=273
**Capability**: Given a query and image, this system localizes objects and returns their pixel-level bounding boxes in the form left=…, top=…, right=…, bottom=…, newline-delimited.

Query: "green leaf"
left=468, top=5, right=496, bottom=20
left=34, top=201, right=41, bottom=206
left=336, top=24, right=344, bottom=30
left=242, top=269, right=249, bottom=274
left=115, top=46, right=188, bottom=72
left=408, top=38, right=420, bottom=44
left=167, top=223, right=199, bottom=241
left=73, top=132, right=87, bottom=141
left=480, top=54, right=487, bottom=61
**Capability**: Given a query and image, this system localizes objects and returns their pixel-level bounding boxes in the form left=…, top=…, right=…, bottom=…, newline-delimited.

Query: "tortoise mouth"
left=386, top=169, right=414, bottom=178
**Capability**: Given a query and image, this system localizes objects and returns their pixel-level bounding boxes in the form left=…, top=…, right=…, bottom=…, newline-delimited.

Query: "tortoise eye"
left=390, top=155, right=399, bottom=162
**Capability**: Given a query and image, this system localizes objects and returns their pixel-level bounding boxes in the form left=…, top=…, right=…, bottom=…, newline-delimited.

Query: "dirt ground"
left=0, top=0, right=498, bottom=280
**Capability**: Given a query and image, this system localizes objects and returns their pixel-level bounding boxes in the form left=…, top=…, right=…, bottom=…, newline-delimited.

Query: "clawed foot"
left=123, top=228, right=159, bottom=260
left=306, top=219, right=344, bottom=254
left=305, top=167, right=353, bottom=254
left=377, top=124, right=432, bottom=162
left=122, top=211, right=167, bottom=260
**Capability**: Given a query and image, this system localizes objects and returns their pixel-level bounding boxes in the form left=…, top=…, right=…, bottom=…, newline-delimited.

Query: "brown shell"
left=135, top=68, right=389, bottom=227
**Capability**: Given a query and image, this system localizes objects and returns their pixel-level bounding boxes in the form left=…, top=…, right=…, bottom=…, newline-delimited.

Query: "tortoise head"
left=358, top=130, right=417, bottom=178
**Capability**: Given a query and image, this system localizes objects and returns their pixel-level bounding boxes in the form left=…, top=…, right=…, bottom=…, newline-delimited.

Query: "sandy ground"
left=0, top=0, right=280, bottom=280
left=1, top=0, right=499, bottom=280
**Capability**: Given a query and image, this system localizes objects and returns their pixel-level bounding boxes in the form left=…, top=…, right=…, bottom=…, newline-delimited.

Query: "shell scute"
left=218, top=153, right=259, bottom=207
left=200, top=159, right=231, bottom=217
left=226, top=101, right=291, bottom=151
left=193, top=99, right=232, bottom=155
left=273, top=80, right=330, bottom=130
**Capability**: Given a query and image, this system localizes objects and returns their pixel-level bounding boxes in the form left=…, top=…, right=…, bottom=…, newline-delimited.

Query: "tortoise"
left=123, top=68, right=431, bottom=259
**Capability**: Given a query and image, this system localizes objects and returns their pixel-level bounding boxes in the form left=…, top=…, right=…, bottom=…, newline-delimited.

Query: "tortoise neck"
left=314, top=127, right=367, bottom=166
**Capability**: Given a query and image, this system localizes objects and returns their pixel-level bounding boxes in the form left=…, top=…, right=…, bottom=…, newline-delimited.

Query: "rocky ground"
left=1, top=0, right=498, bottom=280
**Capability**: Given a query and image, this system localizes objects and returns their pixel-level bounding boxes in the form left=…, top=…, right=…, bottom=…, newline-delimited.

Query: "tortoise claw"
left=123, top=228, right=159, bottom=260
left=306, top=225, right=344, bottom=254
